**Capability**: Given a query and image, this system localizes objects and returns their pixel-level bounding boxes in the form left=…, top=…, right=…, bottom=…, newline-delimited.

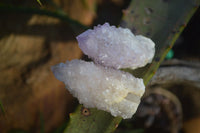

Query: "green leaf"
left=165, top=50, right=174, bottom=59
left=121, top=0, right=200, bottom=84
left=37, top=0, right=43, bottom=6
left=64, top=105, right=121, bottom=133
left=63, top=0, right=200, bottom=133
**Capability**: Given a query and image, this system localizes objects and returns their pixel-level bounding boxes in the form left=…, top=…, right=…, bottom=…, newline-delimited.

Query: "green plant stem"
left=0, top=4, right=88, bottom=35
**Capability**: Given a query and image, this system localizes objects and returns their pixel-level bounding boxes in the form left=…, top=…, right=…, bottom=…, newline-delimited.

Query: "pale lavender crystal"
left=51, top=59, right=145, bottom=119
left=77, top=23, right=155, bottom=69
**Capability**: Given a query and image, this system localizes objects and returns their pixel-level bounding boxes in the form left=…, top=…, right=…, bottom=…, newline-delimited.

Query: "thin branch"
left=0, top=4, right=89, bottom=35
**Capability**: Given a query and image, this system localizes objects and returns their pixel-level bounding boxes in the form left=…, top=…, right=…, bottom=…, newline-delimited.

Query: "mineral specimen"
left=51, top=59, right=145, bottom=119
left=77, top=23, right=155, bottom=69
left=52, top=23, right=156, bottom=119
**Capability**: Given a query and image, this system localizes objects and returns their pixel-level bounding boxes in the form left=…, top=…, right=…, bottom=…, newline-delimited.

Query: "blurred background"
left=0, top=0, right=200, bottom=133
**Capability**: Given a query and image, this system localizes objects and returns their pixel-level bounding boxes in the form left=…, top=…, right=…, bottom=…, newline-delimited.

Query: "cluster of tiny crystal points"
left=51, top=60, right=145, bottom=119
left=77, top=23, right=155, bottom=69
left=51, top=23, right=155, bottom=119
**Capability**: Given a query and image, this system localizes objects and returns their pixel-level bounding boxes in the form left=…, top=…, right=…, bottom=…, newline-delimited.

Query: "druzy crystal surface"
left=77, top=23, right=155, bottom=69
left=51, top=60, right=145, bottom=119
left=51, top=23, right=156, bottom=119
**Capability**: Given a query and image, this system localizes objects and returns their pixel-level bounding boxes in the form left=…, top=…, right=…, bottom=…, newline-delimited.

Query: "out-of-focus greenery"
left=0, top=3, right=88, bottom=35
left=115, top=129, right=144, bottom=133
left=36, top=0, right=43, bottom=6
left=8, top=129, right=28, bottom=133
left=166, top=50, right=174, bottom=59
left=0, top=99, right=5, bottom=115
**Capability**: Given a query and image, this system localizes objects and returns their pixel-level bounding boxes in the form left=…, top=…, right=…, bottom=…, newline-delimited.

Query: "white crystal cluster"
left=51, top=23, right=155, bottom=119
left=51, top=60, right=145, bottom=119
left=77, top=23, right=155, bottom=69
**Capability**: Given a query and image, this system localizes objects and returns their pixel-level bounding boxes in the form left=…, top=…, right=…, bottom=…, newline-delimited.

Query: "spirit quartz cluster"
left=51, top=23, right=155, bottom=119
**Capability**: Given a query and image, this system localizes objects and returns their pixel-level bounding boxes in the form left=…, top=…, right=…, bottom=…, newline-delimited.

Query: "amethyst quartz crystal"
left=51, top=23, right=155, bottom=119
